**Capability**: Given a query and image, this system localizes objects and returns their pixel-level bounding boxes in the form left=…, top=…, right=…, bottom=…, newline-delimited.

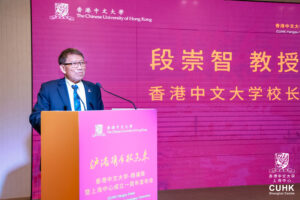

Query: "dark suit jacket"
left=29, top=78, right=104, bottom=133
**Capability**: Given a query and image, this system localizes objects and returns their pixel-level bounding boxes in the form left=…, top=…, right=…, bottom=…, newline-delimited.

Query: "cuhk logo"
left=275, top=153, right=289, bottom=169
left=49, top=3, right=74, bottom=21
left=93, top=124, right=106, bottom=137
left=268, top=152, right=296, bottom=196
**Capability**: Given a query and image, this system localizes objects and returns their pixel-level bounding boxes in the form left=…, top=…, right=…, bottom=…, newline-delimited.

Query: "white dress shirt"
left=65, top=78, right=87, bottom=111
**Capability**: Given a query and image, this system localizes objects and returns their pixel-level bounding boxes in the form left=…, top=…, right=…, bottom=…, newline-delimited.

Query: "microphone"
left=71, top=85, right=87, bottom=111
left=96, top=83, right=137, bottom=110
left=77, top=94, right=87, bottom=111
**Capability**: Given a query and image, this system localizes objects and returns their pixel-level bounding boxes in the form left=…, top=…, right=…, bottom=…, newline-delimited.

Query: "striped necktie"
left=72, top=85, right=81, bottom=111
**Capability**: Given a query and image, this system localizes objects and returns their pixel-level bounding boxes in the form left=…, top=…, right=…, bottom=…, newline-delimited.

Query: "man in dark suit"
left=30, top=48, right=104, bottom=133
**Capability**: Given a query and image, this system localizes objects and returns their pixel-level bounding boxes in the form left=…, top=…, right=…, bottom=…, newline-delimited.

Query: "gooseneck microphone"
left=77, top=95, right=87, bottom=111
left=71, top=85, right=87, bottom=111
left=96, top=83, right=137, bottom=110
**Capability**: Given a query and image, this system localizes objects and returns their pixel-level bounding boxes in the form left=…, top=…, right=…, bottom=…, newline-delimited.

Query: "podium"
left=41, top=109, right=157, bottom=200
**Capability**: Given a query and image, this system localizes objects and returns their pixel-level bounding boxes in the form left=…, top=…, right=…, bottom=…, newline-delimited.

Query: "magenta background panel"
left=31, top=0, right=300, bottom=199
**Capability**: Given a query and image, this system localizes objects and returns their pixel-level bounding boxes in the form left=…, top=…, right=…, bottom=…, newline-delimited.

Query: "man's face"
left=60, top=54, right=86, bottom=83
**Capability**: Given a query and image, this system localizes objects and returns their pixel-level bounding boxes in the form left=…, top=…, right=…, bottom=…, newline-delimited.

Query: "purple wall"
left=31, top=0, right=300, bottom=199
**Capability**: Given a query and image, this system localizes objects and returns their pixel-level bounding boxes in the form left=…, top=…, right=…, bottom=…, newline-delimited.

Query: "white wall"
left=0, top=0, right=31, bottom=199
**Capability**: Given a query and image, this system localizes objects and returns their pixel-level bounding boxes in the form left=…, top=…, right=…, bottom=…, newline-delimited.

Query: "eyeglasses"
left=63, top=61, right=87, bottom=69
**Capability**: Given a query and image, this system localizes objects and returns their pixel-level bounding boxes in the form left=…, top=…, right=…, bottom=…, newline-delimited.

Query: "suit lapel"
left=57, top=78, right=71, bottom=110
left=83, top=81, right=93, bottom=110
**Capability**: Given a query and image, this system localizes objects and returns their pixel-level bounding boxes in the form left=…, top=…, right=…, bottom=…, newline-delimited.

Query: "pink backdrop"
left=31, top=0, right=300, bottom=199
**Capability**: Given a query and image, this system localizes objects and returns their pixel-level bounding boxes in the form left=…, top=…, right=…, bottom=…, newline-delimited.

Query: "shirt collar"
left=65, top=77, right=83, bottom=87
